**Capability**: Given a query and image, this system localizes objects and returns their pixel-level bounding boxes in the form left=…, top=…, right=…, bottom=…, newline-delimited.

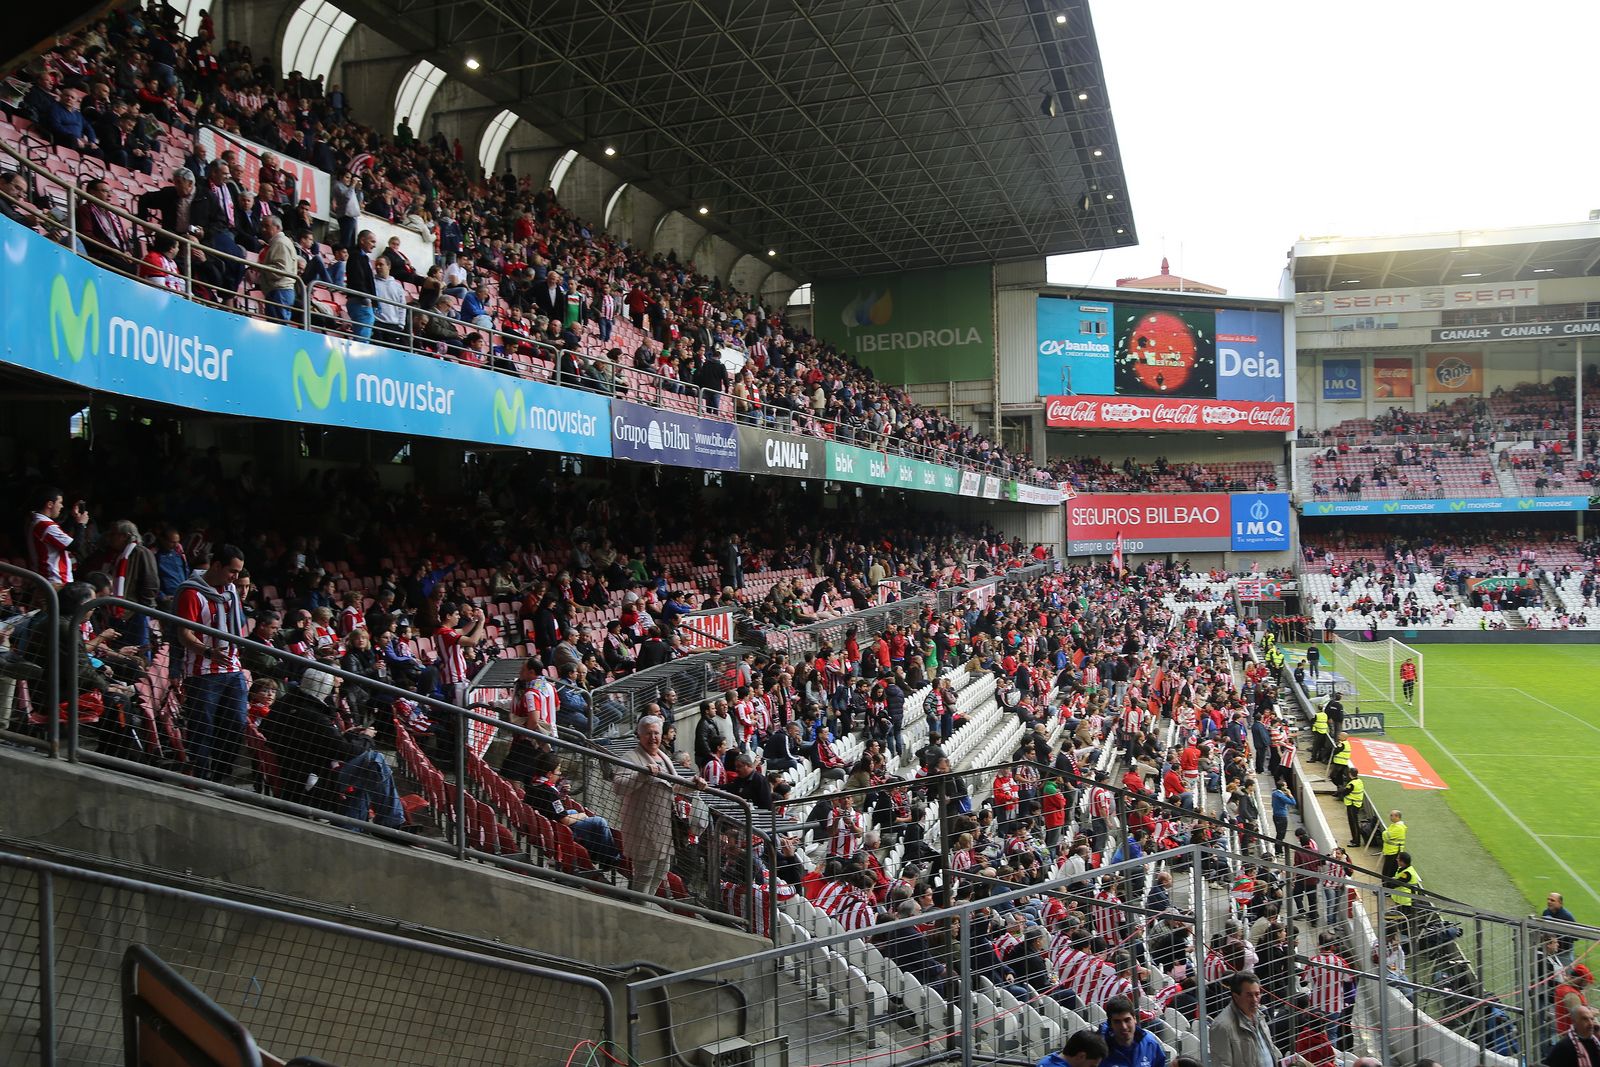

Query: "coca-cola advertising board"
left=1044, top=396, right=1294, bottom=433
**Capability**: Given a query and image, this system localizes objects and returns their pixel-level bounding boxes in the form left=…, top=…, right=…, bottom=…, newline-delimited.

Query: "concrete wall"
left=0, top=750, right=762, bottom=973
left=333, top=25, right=416, bottom=137
left=652, top=211, right=707, bottom=262
left=215, top=0, right=294, bottom=72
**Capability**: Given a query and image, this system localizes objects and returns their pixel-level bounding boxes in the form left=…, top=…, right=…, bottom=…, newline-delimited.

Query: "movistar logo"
left=1316, top=504, right=1334, bottom=515
left=1382, top=502, right=1399, bottom=513
left=49, top=275, right=99, bottom=363
left=1448, top=499, right=1466, bottom=512
left=493, top=387, right=525, bottom=436
left=291, top=346, right=346, bottom=410
left=1517, top=498, right=1535, bottom=510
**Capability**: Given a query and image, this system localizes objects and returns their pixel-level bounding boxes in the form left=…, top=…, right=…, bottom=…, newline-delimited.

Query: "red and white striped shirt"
left=825, top=806, right=864, bottom=858
left=1091, top=889, right=1124, bottom=943
left=434, top=626, right=469, bottom=684
left=338, top=604, right=364, bottom=637
left=834, top=889, right=877, bottom=931
left=1306, top=951, right=1349, bottom=1016
left=28, top=512, right=74, bottom=585
left=702, top=757, right=729, bottom=788
left=813, top=879, right=849, bottom=914
left=514, top=677, right=557, bottom=733
left=992, top=930, right=1023, bottom=959
left=176, top=581, right=242, bottom=676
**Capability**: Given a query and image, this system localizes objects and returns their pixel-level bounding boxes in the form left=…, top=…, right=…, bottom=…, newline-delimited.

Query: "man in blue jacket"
left=1037, top=1029, right=1107, bottom=1067
left=1094, top=997, right=1166, bottom=1067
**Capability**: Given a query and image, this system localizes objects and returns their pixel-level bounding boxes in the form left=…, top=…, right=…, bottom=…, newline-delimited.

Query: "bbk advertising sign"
left=814, top=264, right=994, bottom=385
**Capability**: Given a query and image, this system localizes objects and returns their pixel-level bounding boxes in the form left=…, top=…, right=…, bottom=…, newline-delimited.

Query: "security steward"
left=1310, top=701, right=1331, bottom=763
left=1381, top=809, right=1408, bottom=880
left=1329, top=736, right=1354, bottom=789
left=1338, top=769, right=1366, bottom=847
left=1388, top=850, right=1422, bottom=932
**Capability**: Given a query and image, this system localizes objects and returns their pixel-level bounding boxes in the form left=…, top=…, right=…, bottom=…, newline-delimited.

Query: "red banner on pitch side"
left=1348, top=738, right=1448, bottom=791
left=1044, top=395, right=1295, bottom=432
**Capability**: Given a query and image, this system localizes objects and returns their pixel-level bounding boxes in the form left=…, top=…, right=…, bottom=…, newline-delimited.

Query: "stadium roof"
left=1291, top=219, right=1600, bottom=292
left=332, top=0, right=1136, bottom=280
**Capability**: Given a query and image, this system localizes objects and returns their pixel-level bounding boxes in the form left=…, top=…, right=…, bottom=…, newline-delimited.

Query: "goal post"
left=1330, top=636, right=1424, bottom=728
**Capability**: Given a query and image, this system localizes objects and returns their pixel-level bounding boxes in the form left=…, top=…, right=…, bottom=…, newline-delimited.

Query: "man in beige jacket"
left=257, top=213, right=299, bottom=322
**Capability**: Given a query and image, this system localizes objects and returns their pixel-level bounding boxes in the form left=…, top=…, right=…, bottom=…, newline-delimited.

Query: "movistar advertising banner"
left=1, top=217, right=611, bottom=456
left=1301, top=496, right=1589, bottom=516
left=813, top=263, right=993, bottom=385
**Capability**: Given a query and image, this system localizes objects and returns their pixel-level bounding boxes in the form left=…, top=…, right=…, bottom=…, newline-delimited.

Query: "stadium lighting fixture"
left=767, top=249, right=777, bottom=257
left=603, top=146, right=616, bottom=156
left=1079, top=194, right=1092, bottom=211
left=1115, top=228, right=1125, bottom=234
left=1104, top=193, right=1114, bottom=200
left=1461, top=272, right=1483, bottom=278
left=1533, top=267, right=1556, bottom=273
left=1040, top=93, right=1057, bottom=118
left=1055, top=13, right=1067, bottom=24
left=1077, top=91, right=1089, bottom=101
left=1092, top=149, right=1103, bottom=157
left=1343, top=279, right=1361, bottom=284
left=698, top=206, right=709, bottom=215
left=465, top=57, right=480, bottom=70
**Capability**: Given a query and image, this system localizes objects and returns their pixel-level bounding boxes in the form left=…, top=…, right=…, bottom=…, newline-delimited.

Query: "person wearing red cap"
left=1555, top=966, right=1593, bottom=1044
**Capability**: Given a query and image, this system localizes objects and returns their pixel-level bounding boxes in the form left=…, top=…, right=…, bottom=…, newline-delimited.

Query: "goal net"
left=1330, top=637, right=1424, bottom=729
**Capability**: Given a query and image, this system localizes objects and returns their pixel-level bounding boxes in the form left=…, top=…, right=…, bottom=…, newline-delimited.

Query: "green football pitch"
left=1304, top=642, right=1600, bottom=923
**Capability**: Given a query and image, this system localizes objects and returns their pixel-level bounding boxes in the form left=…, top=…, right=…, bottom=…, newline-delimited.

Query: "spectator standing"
left=27, top=487, right=89, bottom=586
left=1207, top=973, right=1283, bottom=1067
left=611, top=715, right=705, bottom=897
left=175, top=545, right=248, bottom=782
left=345, top=229, right=378, bottom=339
left=331, top=170, right=362, bottom=252
left=1546, top=1006, right=1600, bottom=1067
left=256, top=214, right=298, bottom=322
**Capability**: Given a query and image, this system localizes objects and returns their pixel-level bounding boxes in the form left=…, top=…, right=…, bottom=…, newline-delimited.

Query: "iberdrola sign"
left=813, top=263, right=993, bottom=385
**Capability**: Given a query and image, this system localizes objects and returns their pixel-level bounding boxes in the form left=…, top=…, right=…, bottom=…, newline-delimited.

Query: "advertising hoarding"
left=814, top=263, right=994, bottom=385
left=1433, top=320, right=1600, bottom=344
left=1425, top=351, right=1484, bottom=394
left=1372, top=357, right=1414, bottom=399
left=1296, top=282, right=1538, bottom=316
left=1036, top=297, right=1113, bottom=397
left=1215, top=309, right=1286, bottom=402
left=736, top=425, right=825, bottom=479
left=610, top=400, right=739, bottom=470
left=1037, top=294, right=1289, bottom=426
left=197, top=126, right=332, bottom=218
left=1065, top=493, right=1292, bottom=555
left=1301, top=496, right=1588, bottom=517
left=1044, top=396, right=1294, bottom=432
left=1321, top=358, right=1363, bottom=400
left=0, top=216, right=612, bottom=456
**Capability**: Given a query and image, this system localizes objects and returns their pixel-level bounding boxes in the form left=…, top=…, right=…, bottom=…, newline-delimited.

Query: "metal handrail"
left=0, top=136, right=1054, bottom=487
left=58, top=594, right=773, bottom=932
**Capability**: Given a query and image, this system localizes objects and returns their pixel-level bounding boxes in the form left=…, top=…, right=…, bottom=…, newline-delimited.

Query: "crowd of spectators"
left=1050, top=456, right=1279, bottom=495
left=0, top=5, right=1063, bottom=484
left=1299, top=375, right=1600, bottom=451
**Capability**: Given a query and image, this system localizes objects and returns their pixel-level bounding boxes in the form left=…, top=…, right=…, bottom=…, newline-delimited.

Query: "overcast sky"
left=1046, top=0, right=1600, bottom=299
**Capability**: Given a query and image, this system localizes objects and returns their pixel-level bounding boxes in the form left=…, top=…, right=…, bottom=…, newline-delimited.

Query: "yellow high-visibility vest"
left=1312, top=710, right=1329, bottom=735
left=1393, top=865, right=1421, bottom=908
left=1331, top=741, right=1352, bottom=767
left=1382, top=819, right=1407, bottom=856
left=1343, top=778, right=1365, bottom=808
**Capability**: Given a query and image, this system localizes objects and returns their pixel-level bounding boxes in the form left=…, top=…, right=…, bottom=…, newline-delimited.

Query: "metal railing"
left=0, top=136, right=1049, bottom=488
left=1, top=591, right=779, bottom=933
left=0, top=847, right=615, bottom=1066
left=0, top=563, right=60, bottom=757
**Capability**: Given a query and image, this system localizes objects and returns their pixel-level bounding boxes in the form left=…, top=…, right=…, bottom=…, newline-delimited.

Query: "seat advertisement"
left=1066, top=492, right=1291, bottom=555
left=1040, top=295, right=1290, bottom=430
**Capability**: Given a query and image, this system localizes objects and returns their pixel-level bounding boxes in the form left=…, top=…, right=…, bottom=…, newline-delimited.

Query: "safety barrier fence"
left=0, top=586, right=777, bottom=932
left=625, top=839, right=1600, bottom=1067
left=0, top=848, right=614, bottom=1067
left=1271, top=650, right=1599, bottom=1064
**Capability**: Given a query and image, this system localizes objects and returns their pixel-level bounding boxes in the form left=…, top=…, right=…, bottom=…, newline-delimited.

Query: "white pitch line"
left=1411, top=725, right=1600, bottom=911
left=1506, top=687, right=1600, bottom=741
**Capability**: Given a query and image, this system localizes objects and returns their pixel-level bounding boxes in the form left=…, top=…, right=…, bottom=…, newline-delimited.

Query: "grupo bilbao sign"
left=1066, top=493, right=1291, bottom=555
left=610, top=400, right=739, bottom=470
left=1045, top=396, right=1294, bottom=432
